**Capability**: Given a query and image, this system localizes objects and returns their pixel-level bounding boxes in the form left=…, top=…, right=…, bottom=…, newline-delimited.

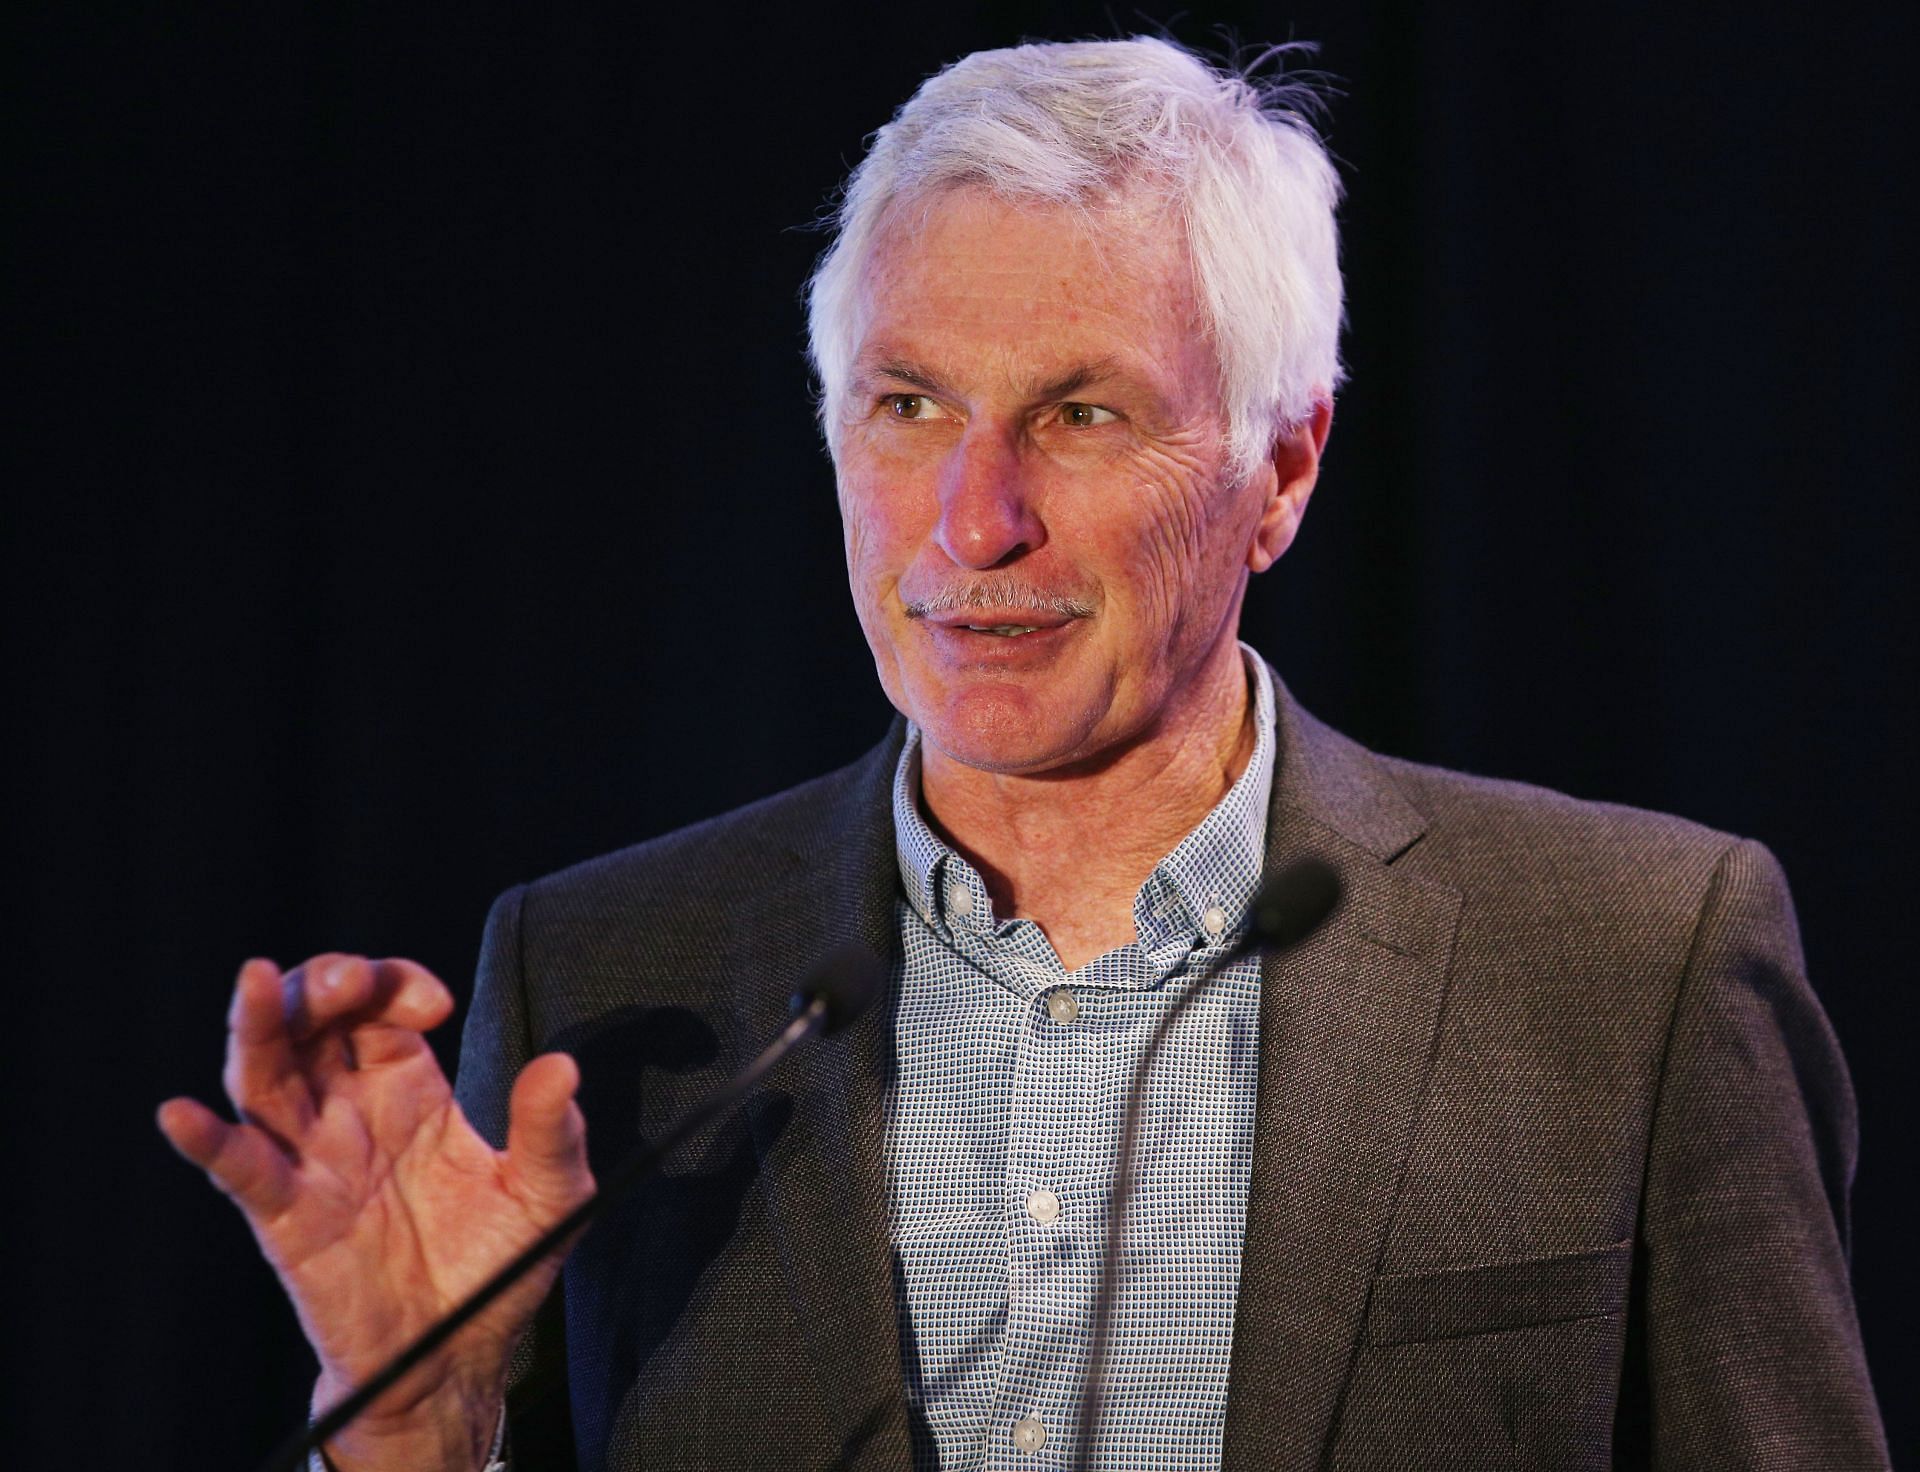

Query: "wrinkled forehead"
left=847, top=184, right=1214, bottom=401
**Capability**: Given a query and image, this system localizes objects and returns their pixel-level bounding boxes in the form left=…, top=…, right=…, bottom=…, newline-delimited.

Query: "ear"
left=1246, top=398, right=1333, bottom=574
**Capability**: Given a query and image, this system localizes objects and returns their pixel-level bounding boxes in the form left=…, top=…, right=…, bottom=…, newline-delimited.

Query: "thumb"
left=505, top=1053, right=593, bottom=1208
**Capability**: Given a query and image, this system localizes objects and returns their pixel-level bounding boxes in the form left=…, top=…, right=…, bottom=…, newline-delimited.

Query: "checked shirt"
left=886, top=646, right=1277, bottom=1471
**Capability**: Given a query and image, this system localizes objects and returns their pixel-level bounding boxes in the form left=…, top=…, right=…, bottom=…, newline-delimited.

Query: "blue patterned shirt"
left=886, top=646, right=1277, bottom=1471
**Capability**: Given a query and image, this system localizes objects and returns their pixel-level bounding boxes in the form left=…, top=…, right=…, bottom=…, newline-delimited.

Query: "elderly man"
left=159, top=37, right=1887, bottom=1472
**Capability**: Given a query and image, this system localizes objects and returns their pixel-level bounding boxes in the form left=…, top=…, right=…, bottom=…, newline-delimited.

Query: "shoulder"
left=1262, top=662, right=1756, bottom=908
left=1368, top=747, right=1786, bottom=982
left=1380, top=748, right=1747, bottom=877
left=505, top=723, right=904, bottom=926
left=474, top=726, right=905, bottom=1035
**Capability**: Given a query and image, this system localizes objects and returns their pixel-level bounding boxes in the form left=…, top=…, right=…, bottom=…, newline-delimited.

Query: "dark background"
left=10, top=2, right=1914, bottom=1465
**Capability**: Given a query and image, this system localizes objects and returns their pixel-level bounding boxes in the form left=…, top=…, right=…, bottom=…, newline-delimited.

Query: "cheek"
left=837, top=470, right=922, bottom=604
left=835, top=479, right=908, bottom=692
left=837, top=486, right=870, bottom=575
left=836, top=464, right=886, bottom=560
left=1112, top=466, right=1224, bottom=629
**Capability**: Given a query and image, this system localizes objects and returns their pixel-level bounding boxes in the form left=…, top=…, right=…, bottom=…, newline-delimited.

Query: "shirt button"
left=947, top=883, right=974, bottom=919
left=1026, top=1188, right=1061, bottom=1225
left=1046, top=988, right=1079, bottom=1023
left=1011, top=1415, right=1048, bottom=1452
left=1202, top=904, right=1228, bottom=939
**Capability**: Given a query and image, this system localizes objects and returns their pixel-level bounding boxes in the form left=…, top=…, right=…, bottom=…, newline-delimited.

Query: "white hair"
left=806, top=36, right=1345, bottom=485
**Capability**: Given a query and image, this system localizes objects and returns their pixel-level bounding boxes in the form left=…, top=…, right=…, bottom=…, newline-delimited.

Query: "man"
left=159, top=37, right=1888, bottom=1471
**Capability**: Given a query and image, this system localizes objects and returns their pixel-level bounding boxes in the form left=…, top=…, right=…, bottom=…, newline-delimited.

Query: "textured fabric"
left=887, top=648, right=1275, bottom=1470
left=451, top=657, right=1889, bottom=1470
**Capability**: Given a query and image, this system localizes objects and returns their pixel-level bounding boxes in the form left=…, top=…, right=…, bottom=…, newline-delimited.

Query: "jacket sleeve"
left=454, top=883, right=579, bottom=1472
left=1639, top=838, right=1888, bottom=1467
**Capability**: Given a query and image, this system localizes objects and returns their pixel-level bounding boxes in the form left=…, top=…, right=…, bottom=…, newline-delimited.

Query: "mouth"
left=910, top=609, right=1085, bottom=664
left=901, top=583, right=1095, bottom=663
left=921, top=611, right=1079, bottom=639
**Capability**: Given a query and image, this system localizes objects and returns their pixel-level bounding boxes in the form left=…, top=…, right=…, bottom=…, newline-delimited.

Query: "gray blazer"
left=455, top=667, right=1888, bottom=1469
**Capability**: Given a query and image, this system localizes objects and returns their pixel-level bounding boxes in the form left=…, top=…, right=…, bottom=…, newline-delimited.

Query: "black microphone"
left=259, top=943, right=886, bottom=1472
left=1071, top=857, right=1342, bottom=1471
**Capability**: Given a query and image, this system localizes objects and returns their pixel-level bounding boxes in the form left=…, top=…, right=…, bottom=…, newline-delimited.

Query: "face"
left=834, top=186, right=1321, bottom=776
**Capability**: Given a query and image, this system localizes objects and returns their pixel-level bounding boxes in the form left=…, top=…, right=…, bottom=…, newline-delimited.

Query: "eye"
left=883, top=393, right=949, bottom=421
left=1056, top=402, right=1118, bottom=428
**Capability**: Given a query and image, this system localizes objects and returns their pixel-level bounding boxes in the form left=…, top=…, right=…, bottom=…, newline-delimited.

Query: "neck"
left=917, top=639, right=1258, bottom=971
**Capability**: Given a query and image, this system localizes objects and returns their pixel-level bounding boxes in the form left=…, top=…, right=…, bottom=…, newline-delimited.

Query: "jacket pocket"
left=1363, top=1239, right=1632, bottom=1346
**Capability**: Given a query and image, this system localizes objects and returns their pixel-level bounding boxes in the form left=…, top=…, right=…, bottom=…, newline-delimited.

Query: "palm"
left=268, top=1053, right=546, bottom=1383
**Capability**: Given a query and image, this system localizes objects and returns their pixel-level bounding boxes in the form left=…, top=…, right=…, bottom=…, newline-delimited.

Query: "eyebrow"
left=1026, top=357, right=1123, bottom=402
left=863, top=358, right=950, bottom=396
left=859, top=354, right=1129, bottom=404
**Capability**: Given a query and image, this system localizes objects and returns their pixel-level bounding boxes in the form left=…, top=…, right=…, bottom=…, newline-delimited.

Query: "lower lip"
left=920, top=621, right=1081, bottom=665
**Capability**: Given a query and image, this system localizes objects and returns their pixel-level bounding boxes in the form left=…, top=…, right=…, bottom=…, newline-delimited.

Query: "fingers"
left=222, top=957, right=313, bottom=1138
left=157, top=1096, right=299, bottom=1219
left=286, top=956, right=455, bottom=1077
left=222, top=954, right=457, bottom=1140
left=281, top=956, right=453, bottom=1041
left=505, top=1053, right=593, bottom=1208
left=279, top=954, right=378, bottom=1040
left=333, top=959, right=455, bottom=1069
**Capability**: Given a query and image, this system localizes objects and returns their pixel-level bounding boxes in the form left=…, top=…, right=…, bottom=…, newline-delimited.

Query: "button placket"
left=1005, top=987, right=1077, bottom=1259
left=993, top=961, right=1087, bottom=1466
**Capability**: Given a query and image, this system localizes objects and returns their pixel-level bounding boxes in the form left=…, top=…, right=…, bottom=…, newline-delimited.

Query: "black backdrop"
left=11, top=3, right=1915, bottom=1466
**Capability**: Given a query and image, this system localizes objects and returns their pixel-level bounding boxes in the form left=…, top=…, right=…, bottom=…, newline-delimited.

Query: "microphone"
left=799, top=943, right=886, bottom=1037
left=259, top=943, right=886, bottom=1472
left=1071, top=857, right=1342, bottom=1471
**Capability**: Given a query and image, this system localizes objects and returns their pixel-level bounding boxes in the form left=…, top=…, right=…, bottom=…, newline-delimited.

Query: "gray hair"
left=805, top=36, right=1345, bottom=485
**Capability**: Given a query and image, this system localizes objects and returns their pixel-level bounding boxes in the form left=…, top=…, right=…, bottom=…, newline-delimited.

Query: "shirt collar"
left=891, top=644, right=1277, bottom=961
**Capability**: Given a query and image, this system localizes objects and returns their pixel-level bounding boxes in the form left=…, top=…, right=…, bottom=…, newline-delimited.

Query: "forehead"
left=852, top=186, right=1213, bottom=396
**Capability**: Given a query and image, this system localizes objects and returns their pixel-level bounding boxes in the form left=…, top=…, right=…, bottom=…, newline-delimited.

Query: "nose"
left=933, top=426, right=1046, bottom=570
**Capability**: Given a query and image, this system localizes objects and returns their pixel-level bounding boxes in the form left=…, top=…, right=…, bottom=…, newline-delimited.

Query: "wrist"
left=311, top=1369, right=505, bottom=1472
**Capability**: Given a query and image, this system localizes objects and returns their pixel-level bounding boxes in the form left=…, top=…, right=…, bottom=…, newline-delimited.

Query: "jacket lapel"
left=735, top=724, right=917, bottom=1465
left=1222, top=674, right=1462, bottom=1468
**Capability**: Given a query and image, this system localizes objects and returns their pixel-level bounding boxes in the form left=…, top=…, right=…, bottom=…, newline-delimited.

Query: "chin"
left=912, top=683, right=1103, bottom=775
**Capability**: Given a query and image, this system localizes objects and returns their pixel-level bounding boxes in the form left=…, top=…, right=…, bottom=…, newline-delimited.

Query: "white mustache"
left=902, top=577, right=1097, bottom=620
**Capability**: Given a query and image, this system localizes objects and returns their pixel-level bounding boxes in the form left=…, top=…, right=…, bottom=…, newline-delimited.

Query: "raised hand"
left=157, top=955, right=594, bottom=1472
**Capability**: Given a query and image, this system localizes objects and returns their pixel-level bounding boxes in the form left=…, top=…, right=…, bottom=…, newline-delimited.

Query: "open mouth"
left=909, top=601, right=1088, bottom=655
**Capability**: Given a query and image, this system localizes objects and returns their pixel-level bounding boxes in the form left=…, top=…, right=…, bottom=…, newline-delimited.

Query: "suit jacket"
left=454, top=667, right=1888, bottom=1470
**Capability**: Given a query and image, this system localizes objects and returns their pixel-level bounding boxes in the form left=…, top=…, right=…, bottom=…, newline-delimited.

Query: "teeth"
left=966, top=625, right=1039, bottom=636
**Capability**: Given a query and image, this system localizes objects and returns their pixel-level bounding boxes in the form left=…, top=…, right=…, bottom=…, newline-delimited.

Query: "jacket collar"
left=1264, top=658, right=1429, bottom=864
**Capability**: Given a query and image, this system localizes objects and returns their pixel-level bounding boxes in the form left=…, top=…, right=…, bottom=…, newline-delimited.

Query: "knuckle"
left=290, top=952, right=353, bottom=997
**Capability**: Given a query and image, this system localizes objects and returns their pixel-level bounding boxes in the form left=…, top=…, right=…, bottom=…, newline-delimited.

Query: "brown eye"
left=888, top=394, right=932, bottom=419
left=1058, top=402, right=1116, bottom=427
